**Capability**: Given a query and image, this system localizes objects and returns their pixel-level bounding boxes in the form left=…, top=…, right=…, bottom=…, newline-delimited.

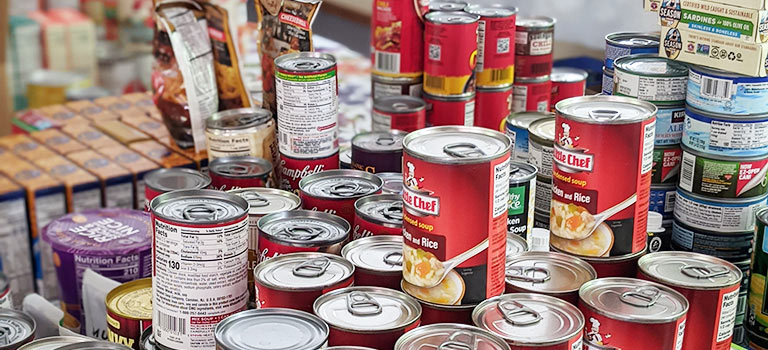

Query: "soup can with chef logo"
left=655, top=105, right=685, bottom=146
left=372, top=96, right=427, bottom=133
left=671, top=221, right=754, bottom=262
left=106, top=278, right=152, bottom=350
left=527, top=117, right=555, bottom=178
left=550, top=67, right=588, bottom=111
left=602, top=67, right=614, bottom=95
left=613, top=54, right=689, bottom=105
left=674, top=189, right=768, bottom=233
left=394, top=323, right=510, bottom=350
left=475, top=85, right=513, bottom=130
left=378, top=172, right=404, bottom=195
left=279, top=153, right=339, bottom=193
left=505, top=251, right=597, bottom=305
left=214, top=308, right=329, bottom=350
left=0, top=309, right=35, bottom=349
left=512, top=75, right=552, bottom=113
left=652, top=144, right=682, bottom=184
left=551, top=96, right=657, bottom=256
left=342, top=235, right=402, bottom=290
left=650, top=184, right=677, bottom=221
left=515, top=17, right=555, bottom=79
left=473, top=293, right=584, bottom=350
left=550, top=246, right=647, bottom=279
left=507, top=162, right=537, bottom=242
left=638, top=251, right=742, bottom=350
left=579, top=277, right=688, bottom=350
left=209, top=156, right=273, bottom=191
left=402, top=126, right=510, bottom=304
left=371, top=0, right=423, bottom=78
left=682, top=107, right=768, bottom=158
left=687, top=65, right=768, bottom=116
left=604, top=32, right=660, bottom=71
left=253, top=252, right=354, bottom=312
left=505, top=111, right=554, bottom=162
left=313, top=286, right=422, bottom=349
left=679, top=146, right=768, bottom=199
left=143, top=168, right=211, bottom=209
left=423, top=92, right=476, bottom=127
left=371, top=74, right=423, bottom=100
left=204, top=107, right=276, bottom=163
left=423, top=11, right=480, bottom=96
left=748, top=208, right=768, bottom=337
left=256, top=210, right=349, bottom=264
left=351, top=131, right=405, bottom=174
left=353, top=194, right=402, bottom=240
left=299, top=170, right=383, bottom=224
left=466, top=4, right=518, bottom=88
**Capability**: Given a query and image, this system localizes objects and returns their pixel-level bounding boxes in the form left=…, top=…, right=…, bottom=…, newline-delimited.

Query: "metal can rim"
left=676, top=186, right=768, bottom=206
left=209, top=156, right=273, bottom=178
left=313, top=286, right=422, bottom=333
left=394, top=323, right=511, bottom=350
left=275, top=52, right=337, bottom=72
left=373, top=96, right=427, bottom=114
left=341, top=235, right=403, bottom=275
left=149, top=189, right=249, bottom=225
left=299, top=170, right=384, bottom=200
left=685, top=104, right=768, bottom=123
left=353, top=194, right=403, bottom=228
left=508, top=161, right=538, bottom=184
left=477, top=84, right=514, bottom=92
left=464, top=3, right=518, bottom=18
left=257, top=210, right=351, bottom=247
left=551, top=67, right=588, bottom=83
left=515, top=75, right=550, bottom=84
left=214, top=308, right=329, bottom=350
left=613, top=54, right=689, bottom=78
left=578, top=277, right=689, bottom=324
left=637, top=251, right=742, bottom=290
left=516, top=16, right=556, bottom=30
left=528, top=117, right=556, bottom=145
left=227, top=187, right=302, bottom=217
left=505, top=112, right=555, bottom=131
left=604, top=31, right=660, bottom=48
left=505, top=251, right=597, bottom=294
left=206, top=108, right=272, bottom=130
left=371, top=73, right=423, bottom=84
left=424, top=11, right=480, bottom=24
left=681, top=142, right=768, bottom=163
left=253, top=252, right=355, bottom=291
left=422, top=91, right=476, bottom=101
left=551, top=245, right=648, bottom=263
left=144, top=168, right=212, bottom=194
left=555, top=95, right=657, bottom=125
left=351, top=131, right=406, bottom=153
left=403, top=126, right=511, bottom=164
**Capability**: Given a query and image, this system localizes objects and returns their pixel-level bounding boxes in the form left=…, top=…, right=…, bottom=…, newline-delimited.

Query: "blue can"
left=682, top=107, right=768, bottom=158
left=687, top=65, right=768, bottom=116
left=655, top=105, right=685, bottom=146
left=602, top=67, right=614, bottom=95
left=604, top=31, right=660, bottom=70
left=504, top=112, right=553, bottom=163
left=649, top=184, right=676, bottom=221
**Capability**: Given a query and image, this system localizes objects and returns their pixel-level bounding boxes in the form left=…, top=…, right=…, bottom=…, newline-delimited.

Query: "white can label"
left=512, top=85, right=528, bottom=113
left=673, top=191, right=763, bottom=232
left=464, top=100, right=476, bottom=126
left=615, top=70, right=687, bottom=102
left=717, top=289, right=739, bottom=342
left=372, top=111, right=392, bottom=132
left=683, top=111, right=768, bottom=157
left=641, top=120, right=656, bottom=174
left=528, top=141, right=553, bottom=177
left=476, top=20, right=487, bottom=71
left=205, top=124, right=276, bottom=161
left=493, top=159, right=510, bottom=218
left=535, top=179, right=552, bottom=213
left=676, top=319, right=686, bottom=350
left=0, top=196, right=34, bottom=302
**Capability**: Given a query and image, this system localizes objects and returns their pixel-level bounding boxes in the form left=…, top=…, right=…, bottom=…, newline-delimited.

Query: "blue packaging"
left=682, top=107, right=768, bottom=158
left=649, top=184, right=676, bottom=221
left=505, top=112, right=553, bottom=163
left=687, top=65, right=768, bottom=116
left=655, top=105, right=685, bottom=146
left=602, top=67, right=614, bottom=95
left=604, top=32, right=660, bottom=70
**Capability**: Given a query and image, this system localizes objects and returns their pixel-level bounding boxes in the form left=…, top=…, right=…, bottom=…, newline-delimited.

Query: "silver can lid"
left=613, top=54, right=689, bottom=77
left=429, top=0, right=467, bottom=12
left=638, top=252, right=742, bottom=290
left=605, top=32, right=660, bottom=48
left=394, top=323, right=511, bottom=350
left=299, top=170, right=383, bottom=200
left=275, top=52, right=336, bottom=72
left=324, top=347, right=376, bottom=350
left=354, top=194, right=403, bottom=227
left=257, top=210, right=350, bottom=247
left=473, top=293, right=584, bottom=346
left=144, top=168, right=211, bottom=193
left=340, top=147, right=352, bottom=168
left=0, top=310, right=35, bottom=349
left=227, top=187, right=301, bottom=217
left=528, top=117, right=556, bottom=144
left=377, top=173, right=403, bottom=195
left=352, top=131, right=406, bottom=153
left=214, top=309, right=329, bottom=350
left=505, top=251, right=597, bottom=294
left=509, top=161, right=537, bottom=183
left=56, top=341, right=131, bottom=350
left=313, top=287, right=421, bottom=332
left=465, top=3, right=517, bottom=17
left=342, top=236, right=403, bottom=274
left=150, top=190, right=248, bottom=225
left=506, top=112, right=554, bottom=131
left=555, top=95, right=657, bottom=124
left=210, top=156, right=273, bottom=178
left=551, top=67, right=589, bottom=83
left=516, top=16, right=556, bottom=30
left=403, top=126, right=510, bottom=164
left=425, top=11, right=479, bottom=24
left=506, top=234, right=528, bottom=260
left=17, top=336, right=90, bottom=350
left=374, top=96, right=427, bottom=114
left=206, top=108, right=272, bottom=130
left=579, top=277, right=689, bottom=323
left=253, top=252, right=354, bottom=291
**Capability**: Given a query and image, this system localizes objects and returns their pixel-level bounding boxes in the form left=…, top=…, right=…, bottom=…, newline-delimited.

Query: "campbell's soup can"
left=371, top=0, right=423, bottom=78
left=350, top=131, right=406, bottom=174
left=106, top=278, right=152, bottom=350
left=550, top=67, right=588, bottom=111
left=372, top=96, right=427, bottom=133
left=505, top=251, right=597, bottom=305
left=209, top=156, right=273, bottom=191
left=515, top=16, right=555, bottom=79
left=342, top=235, right=403, bottom=290
left=256, top=210, right=350, bottom=264
left=551, top=96, right=657, bottom=256
left=423, top=11, right=480, bottom=96
left=372, top=74, right=423, bottom=100
left=428, top=1, right=467, bottom=12
left=279, top=152, right=340, bottom=193
left=475, top=85, right=513, bottom=130
left=466, top=4, right=518, bottom=88
left=394, top=323, right=510, bottom=350
left=353, top=194, right=403, bottom=240
left=638, top=252, right=742, bottom=350
left=513, top=76, right=552, bottom=113
left=214, top=309, right=329, bottom=350
left=424, top=92, right=476, bottom=126
left=402, top=126, right=510, bottom=304
left=299, top=169, right=383, bottom=224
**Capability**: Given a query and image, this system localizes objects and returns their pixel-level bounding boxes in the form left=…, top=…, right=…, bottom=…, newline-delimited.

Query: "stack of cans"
left=602, top=32, right=659, bottom=95
left=511, top=16, right=555, bottom=114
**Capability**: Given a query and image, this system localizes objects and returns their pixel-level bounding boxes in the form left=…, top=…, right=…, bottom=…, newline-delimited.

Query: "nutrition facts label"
left=615, top=71, right=687, bottom=103
left=710, top=120, right=768, bottom=149
left=716, top=289, right=739, bottom=343
left=674, top=192, right=760, bottom=233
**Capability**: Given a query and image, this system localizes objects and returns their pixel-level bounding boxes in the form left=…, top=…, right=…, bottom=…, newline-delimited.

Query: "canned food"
left=256, top=210, right=350, bottom=264
left=550, top=67, right=588, bottom=111
left=475, top=85, right=513, bottom=130
left=533, top=210, right=550, bottom=230
left=275, top=52, right=339, bottom=159
left=279, top=152, right=339, bottom=193
left=56, top=342, right=130, bottom=350
left=143, top=168, right=211, bottom=209
left=674, top=189, right=767, bottom=233
left=515, top=17, right=555, bottom=79
left=682, top=106, right=768, bottom=158
left=473, top=293, right=584, bottom=349
left=604, top=32, right=660, bottom=70
left=139, top=327, right=153, bottom=350
left=342, top=235, right=402, bottom=289
left=325, top=348, right=376, bottom=350
left=423, top=11, right=480, bottom=96
left=400, top=268, right=470, bottom=306
left=377, top=172, right=404, bottom=195
left=655, top=104, right=685, bottom=146
left=688, top=65, right=768, bottom=116
left=638, top=251, right=743, bottom=350
left=505, top=251, right=597, bottom=304
left=371, top=0, right=423, bottom=78
left=671, top=221, right=754, bottom=262
left=209, top=156, right=273, bottom=191
left=339, top=147, right=352, bottom=170
left=214, top=309, right=329, bottom=350
left=299, top=169, right=383, bottom=224
left=535, top=176, right=553, bottom=214
left=423, top=91, right=475, bottom=127
left=204, top=108, right=276, bottom=162
left=0, top=309, right=35, bottom=349
left=350, top=131, right=405, bottom=174
left=613, top=54, right=689, bottom=105
left=749, top=329, right=768, bottom=350
left=748, top=208, right=768, bottom=336
left=527, top=117, right=555, bottom=178
left=428, top=1, right=467, bottom=12
left=466, top=4, right=518, bottom=88
left=150, top=190, right=249, bottom=350
left=371, top=74, right=423, bottom=100
left=679, top=146, right=768, bottom=199
left=313, top=287, right=421, bottom=348
left=507, top=162, right=537, bottom=242
left=106, top=278, right=152, bottom=350
left=506, top=234, right=528, bottom=261
left=402, top=126, right=510, bottom=304
left=17, top=336, right=89, bottom=350
left=0, top=272, right=10, bottom=310
left=602, top=67, right=614, bottom=95
left=353, top=194, right=402, bottom=240
left=650, top=184, right=677, bottom=221
left=403, top=297, right=475, bottom=326
left=504, top=111, right=554, bottom=162
left=394, top=323, right=510, bottom=350
left=554, top=247, right=647, bottom=278
left=579, top=277, right=688, bottom=350
left=652, top=144, right=682, bottom=184
left=512, top=75, right=552, bottom=113
left=372, top=96, right=427, bottom=133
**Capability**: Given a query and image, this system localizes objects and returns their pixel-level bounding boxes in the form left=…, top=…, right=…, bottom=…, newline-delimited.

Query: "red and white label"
left=371, top=0, right=423, bottom=76
left=553, top=145, right=594, bottom=172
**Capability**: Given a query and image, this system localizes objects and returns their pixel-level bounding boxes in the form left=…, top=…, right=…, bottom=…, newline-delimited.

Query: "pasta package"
left=255, top=0, right=322, bottom=114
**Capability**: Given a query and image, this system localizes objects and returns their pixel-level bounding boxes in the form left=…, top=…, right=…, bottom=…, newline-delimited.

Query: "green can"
left=679, top=145, right=768, bottom=199
left=747, top=208, right=768, bottom=337
left=613, top=54, right=688, bottom=106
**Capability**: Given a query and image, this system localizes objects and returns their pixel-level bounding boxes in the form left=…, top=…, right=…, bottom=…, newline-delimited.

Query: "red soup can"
left=401, top=279, right=477, bottom=325
left=424, top=92, right=476, bottom=126
left=579, top=277, right=688, bottom=350
left=350, top=131, right=405, bottom=174
left=353, top=194, right=403, bottom=240
left=253, top=252, right=354, bottom=312
left=313, top=286, right=421, bottom=349
left=512, top=75, right=552, bottom=113
left=209, top=156, right=273, bottom=191
left=256, top=210, right=350, bottom=264
left=402, top=126, right=510, bottom=305
left=473, top=293, right=584, bottom=350
left=215, top=309, right=329, bottom=350
left=466, top=4, right=518, bottom=88
left=371, top=0, right=423, bottom=78
left=515, top=16, right=555, bottom=79
left=637, top=251, right=742, bottom=350
left=372, top=95, right=427, bottom=133
left=299, top=169, right=383, bottom=224
left=504, top=251, right=597, bottom=305
left=551, top=246, right=647, bottom=278
left=550, top=67, right=588, bottom=111
left=551, top=96, right=657, bottom=256
left=423, top=11, right=480, bottom=96
left=341, top=235, right=403, bottom=290
left=279, top=152, right=339, bottom=193
left=394, top=323, right=510, bottom=350
left=142, top=168, right=210, bottom=209
left=476, top=84, right=513, bottom=130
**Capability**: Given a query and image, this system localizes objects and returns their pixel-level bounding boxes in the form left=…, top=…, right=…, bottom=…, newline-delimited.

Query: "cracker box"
left=32, top=154, right=102, bottom=212
left=66, top=150, right=134, bottom=209
left=129, top=140, right=195, bottom=169
left=92, top=119, right=151, bottom=145
left=0, top=134, right=58, bottom=160
left=29, top=129, right=88, bottom=155
left=35, top=104, right=87, bottom=126
left=64, top=100, right=107, bottom=119
left=98, top=145, right=159, bottom=209
left=61, top=123, right=122, bottom=149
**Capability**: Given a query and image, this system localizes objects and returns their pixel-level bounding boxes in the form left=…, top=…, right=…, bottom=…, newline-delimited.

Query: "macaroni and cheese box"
left=66, top=150, right=134, bottom=209
left=32, top=154, right=102, bottom=212
left=129, top=140, right=195, bottom=169
left=61, top=123, right=122, bottom=149
left=97, top=145, right=159, bottom=209
left=30, top=129, right=88, bottom=155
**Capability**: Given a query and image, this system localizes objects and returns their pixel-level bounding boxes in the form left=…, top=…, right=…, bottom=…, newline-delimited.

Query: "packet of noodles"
left=255, top=0, right=322, bottom=115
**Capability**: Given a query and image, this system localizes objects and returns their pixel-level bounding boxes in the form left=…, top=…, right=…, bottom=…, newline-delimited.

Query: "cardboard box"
left=93, top=96, right=132, bottom=112
left=66, top=150, right=134, bottom=209
left=120, top=115, right=170, bottom=140
left=0, top=134, right=58, bottom=160
left=29, top=129, right=89, bottom=155
left=27, top=11, right=68, bottom=72
left=64, top=100, right=106, bottom=118
left=48, top=9, right=98, bottom=81
left=661, top=26, right=768, bottom=76
left=157, top=136, right=209, bottom=171
left=0, top=174, right=36, bottom=306
left=98, top=145, right=159, bottom=209
left=658, top=0, right=768, bottom=43
left=120, top=92, right=156, bottom=112
left=32, top=154, right=102, bottom=212
left=35, top=105, right=91, bottom=126
left=92, top=120, right=151, bottom=145
left=647, top=0, right=768, bottom=11
left=129, top=140, right=195, bottom=169
left=61, top=124, right=122, bottom=149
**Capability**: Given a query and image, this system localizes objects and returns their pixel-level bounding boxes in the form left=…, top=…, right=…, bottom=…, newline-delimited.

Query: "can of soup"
left=550, top=67, right=588, bottom=111
left=428, top=0, right=467, bottom=11
left=423, top=92, right=476, bottom=127
left=279, top=152, right=339, bottom=193
left=350, top=131, right=405, bottom=174
left=256, top=210, right=350, bottom=264
left=671, top=221, right=754, bottom=262
left=515, top=17, right=555, bottom=79
left=674, top=189, right=767, bottom=233
left=378, top=172, right=404, bottom=195
left=682, top=106, right=768, bottom=158
left=512, top=75, right=552, bottom=113
left=106, top=278, right=152, bottom=350
left=299, top=169, right=383, bottom=224
left=395, top=323, right=510, bottom=350
left=339, top=148, right=352, bottom=170
left=679, top=146, right=768, bottom=199
left=527, top=117, right=555, bottom=178
left=506, top=234, right=529, bottom=261
left=204, top=108, right=276, bottom=163
left=209, top=156, right=273, bottom=191
left=535, top=176, right=553, bottom=214
left=466, top=4, right=518, bottom=88
left=143, top=168, right=211, bottom=209
left=650, top=183, right=677, bottom=221
left=214, top=309, right=329, bottom=350
left=748, top=208, right=768, bottom=337
left=371, top=74, right=423, bottom=100
left=613, top=54, right=689, bottom=105
left=507, top=162, right=537, bottom=242
left=0, top=309, right=36, bottom=349
left=604, top=32, right=660, bottom=71
left=551, top=247, right=647, bottom=278
left=602, top=67, right=614, bottom=95
left=372, top=96, right=427, bottom=133
left=655, top=105, right=685, bottom=146
left=371, top=0, right=423, bottom=78
left=505, top=251, right=597, bottom=305
left=688, top=65, right=768, bottom=116
left=504, top=111, right=554, bottom=162
left=353, top=194, right=402, bottom=240
left=342, top=235, right=402, bottom=290
left=423, top=11, right=480, bottom=96
left=652, top=144, right=682, bottom=184
left=475, top=85, right=513, bottom=130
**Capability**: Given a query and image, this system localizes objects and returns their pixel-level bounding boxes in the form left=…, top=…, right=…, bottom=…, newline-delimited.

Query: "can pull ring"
left=182, top=203, right=220, bottom=221
left=329, top=182, right=368, bottom=197
left=237, top=113, right=263, bottom=125
left=588, top=109, right=622, bottom=121
left=292, top=257, right=330, bottom=278
left=216, top=163, right=252, bottom=176
left=509, top=165, right=521, bottom=177
left=0, top=327, right=8, bottom=346
left=392, top=102, right=409, bottom=111
left=382, top=203, right=403, bottom=221
left=498, top=300, right=543, bottom=326
left=281, top=224, right=323, bottom=241
left=443, top=143, right=486, bottom=158
left=294, top=61, right=321, bottom=70
left=346, top=291, right=382, bottom=316
left=620, top=286, right=661, bottom=307
left=505, top=265, right=551, bottom=283
left=376, top=136, right=397, bottom=146
left=438, top=331, right=476, bottom=350
left=383, top=251, right=403, bottom=266
left=680, top=265, right=730, bottom=279
left=237, top=190, right=270, bottom=208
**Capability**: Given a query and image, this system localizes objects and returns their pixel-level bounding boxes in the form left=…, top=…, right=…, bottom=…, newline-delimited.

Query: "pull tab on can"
left=279, top=224, right=324, bottom=241
left=505, top=266, right=551, bottom=283
left=443, top=143, right=486, bottom=158
left=346, top=291, right=383, bottom=316
left=237, top=190, right=270, bottom=208
left=382, top=203, right=403, bottom=221
left=217, top=163, right=253, bottom=176
left=383, top=251, right=403, bottom=266
left=497, top=300, right=543, bottom=326
left=588, top=109, right=623, bottom=121
left=0, top=327, right=8, bottom=346
left=376, top=136, right=397, bottom=146
left=620, top=286, right=661, bottom=308
left=292, top=257, right=331, bottom=278
left=329, top=181, right=367, bottom=197
left=182, top=203, right=220, bottom=221
left=680, top=265, right=730, bottom=279
left=438, top=331, right=477, bottom=350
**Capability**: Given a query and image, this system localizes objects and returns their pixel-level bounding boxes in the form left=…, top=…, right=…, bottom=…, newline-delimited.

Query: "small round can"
left=143, top=168, right=211, bottom=209
left=613, top=54, right=689, bottom=105
left=652, top=144, right=682, bottom=184
left=204, top=107, right=276, bottom=162
left=299, top=169, right=383, bottom=224
left=215, top=308, right=329, bottom=350
left=604, top=31, right=660, bottom=71
left=353, top=194, right=402, bottom=240
left=506, top=234, right=529, bottom=262
left=527, top=117, right=555, bottom=177
left=17, top=336, right=89, bottom=350
left=106, top=278, right=151, bottom=350
left=504, top=111, right=554, bottom=162
left=674, top=188, right=768, bottom=233
left=550, top=67, right=588, bottom=111
left=748, top=208, right=768, bottom=337
left=342, top=235, right=402, bottom=290
left=314, top=286, right=421, bottom=349
left=512, top=75, right=552, bottom=113
left=372, top=96, right=427, bottom=133
left=638, top=251, right=743, bottom=350
left=253, top=252, right=354, bottom=312
left=423, top=11, right=480, bottom=96
left=466, top=4, right=518, bottom=88
left=504, top=251, right=597, bottom=305
left=473, top=293, right=584, bottom=350
left=428, top=0, right=467, bottom=12
left=579, top=277, right=688, bottom=350
left=679, top=146, right=768, bottom=199
left=339, top=147, right=352, bottom=169
left=350, top=131, right=405, bottom=174
left=370, top=0, right=423, bottom=78
left=394, top=323, right=510, bottom=350
left=377, top=172, right=404, bottom=195
left=256, top=210, right=350, bottom=264
left=0, top=309, right=35, bottom=349
left=209, top=156, right=273, bottom=191
left=371, top=74, right=423, bottom=100
left=650, top=183, right=677, bottom=221
left=687, top=65, right=768, bottom=116
left=655, top=104, right=685, bottom=146
left=682, top=106, right=768, bottom=158
left=507, top=162, right=537, bottom=241
left=423, top=92, right=476, bottom=127
left=0, top=272, right=10, bottom=310
left=534, top=176, right=552, bottom=214
left=515, top=17, right=555, bottom=79
left=475, top=85, right=513, bottom=130
left=279, top=152, right=340, bottom=193
left=56, top=341, right=131, bottom=350
left=602, top=66, right=614, bottom=95
left=553, top=247, right=647, bottom=278
left=671, top=220, right=754, bottom=262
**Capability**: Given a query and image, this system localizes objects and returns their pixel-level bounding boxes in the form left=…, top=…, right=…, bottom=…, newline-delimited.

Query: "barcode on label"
left=679, top=152, right=696, bottom=193
left=157, top=311, right=186, bottom=335
left=280, top=130, right=288, bottom=144
left=701, top=76, right=732, bottom=100
left=497, top=37, right=510, bottom=54
left=375, top=51, right=400, bottom=74
left=428, top=44, right=441, bottom=61
left=425, top=75, right=445, bottom=90
left=477, top=21, right=486, bottom=70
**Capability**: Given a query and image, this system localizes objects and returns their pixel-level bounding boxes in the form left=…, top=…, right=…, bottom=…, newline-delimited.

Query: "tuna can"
left=256, top=210, right=350, bottom=264
left=552, top=95, right=657, bottom=256
left=394, top=323, right=510, bottom=350
left=350, top=131, right=405, bottom=174
left=313, top=286, right=421, bottom=349
left=579, top=277, right=688, bottom=350
left=555, top=247, right=647, bottom=279
left=209, top=156, right=273, bottom=191
left=371, top=74, right=423, bottom=100
left=655, top=104, right=685, bottom=146
left=466, top=4, right=518, bottom=88
left=423, top=91, right=476, bottom=127
left=604, top=32, right=660, bottom=71
left=352, top=194, right=402, bottom=240
left=601, top=67, right=614, bottom=95
left=214, top=308, right=329, bottom=350
left=139, top=327, right=154, bottom=350
left=0, top=272, right=10, bottom=310
left=402, top=126, right=510, bottom=304
left=512, top=75, right=552, bottom=113
left=748, top=208, right=768, bottom=336
left=275, top=52, right=339, bottom=159
left=679, top=146, right=768, bottom=199
left=671, top=221, right=754, bottom=262
left=515, top=17, right=555, bottom=79
left=475, top=85, right=513, bottom=130
left=42, top=209, right=152, bottom=331
left=372, top=96, right=427, bottom=133
left=650, top=184, right=677, bottom=221
left=279, top=152, right=339, bottom=193
left=527, top=117, right=555, bottom=178
left=504, top=251, right=597, bottom=305
left=55, top=342, right=130, bottom=350
left=17, top=336, right=89, bottom=350
left=204, top=107, right=276, bottom=162
left=423, top=11, right=480, bottom=96
left=299, top=169, right=383, bottom=224
left=506, top=234, right=529, bottom=261
left=504, top=111, right=554, bottom=162
left=342, top=235, right=403, bottom=290
left=682, top=106, right=768, bottom=158
left=473, top=293, right=584, bottom=350
left=638, top=251, right=743, bottom=350
left=613, top=54, right=689, bottom=105
left=377, top=172, right=404, bottom=195
left=106, top=278, right=152, bottom=350
left=0, top=309, right=35, bottom=349
left=150, top=190, right=249, bottom=350
left=371, top=0, right=423, bottom=78
left=687, top=65, right=768, bottom=116
left=253, top=252, right=354, bottom=312
left=550, top=67, right=588, bottom=111
left=535, top=176, right=553, bottom=214
left=507, top=162, right=537, bottom=241
left=674, top=189, right=767, bottom=233
left=652, top=144, right=682, bottom=184
left=143, top=168, right=211, bottom=209
left=339, top=148, right=352, bottom=170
